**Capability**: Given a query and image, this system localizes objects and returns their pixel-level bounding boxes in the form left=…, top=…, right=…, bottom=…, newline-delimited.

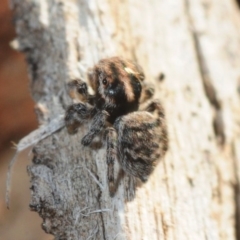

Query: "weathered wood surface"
left=11, top=0, right=240, bottom=239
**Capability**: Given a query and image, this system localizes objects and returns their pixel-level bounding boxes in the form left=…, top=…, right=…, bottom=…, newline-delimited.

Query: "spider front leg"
left=105, top=127, right=118, bottom=197
left=65, top=103, right=95, bottom=134
left=81, top=110, right=109, bottom=146
left=67, top=79, right=94, bottom=104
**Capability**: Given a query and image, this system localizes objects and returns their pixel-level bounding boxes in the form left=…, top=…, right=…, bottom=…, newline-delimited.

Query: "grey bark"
left=11, top=0, right=240, bottom=239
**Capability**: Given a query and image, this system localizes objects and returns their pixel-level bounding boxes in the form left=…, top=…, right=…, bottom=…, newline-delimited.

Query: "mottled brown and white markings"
left=65, top=56, right=168, bottom=196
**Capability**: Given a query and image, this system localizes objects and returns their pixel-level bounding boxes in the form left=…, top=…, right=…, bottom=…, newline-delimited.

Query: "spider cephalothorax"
left=65, top=56, right=168, bottom=196
left=88, top=57, right=144, bottom=123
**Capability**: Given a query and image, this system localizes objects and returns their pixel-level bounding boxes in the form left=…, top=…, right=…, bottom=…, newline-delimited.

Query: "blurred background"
left=0, top=1, right=52, bottom=239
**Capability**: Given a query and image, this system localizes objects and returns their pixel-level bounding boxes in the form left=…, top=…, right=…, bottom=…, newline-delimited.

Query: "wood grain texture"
left=11, top=0, right=240, bottom=239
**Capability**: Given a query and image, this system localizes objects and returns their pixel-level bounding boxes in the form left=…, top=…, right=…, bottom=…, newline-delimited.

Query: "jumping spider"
left=65, top=57, right=168, bottom=196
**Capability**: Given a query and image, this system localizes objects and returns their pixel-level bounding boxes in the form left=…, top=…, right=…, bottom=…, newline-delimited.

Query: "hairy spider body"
left=117, top=113, right=160, bottom=181
left=114, top=103, right=167, bottom=181
left=65, top=57, right=168, bottom=196
left=88, top=57, right=144, bottom=123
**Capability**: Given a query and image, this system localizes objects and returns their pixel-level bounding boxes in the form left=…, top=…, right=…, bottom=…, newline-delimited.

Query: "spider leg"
left=144, top=99, right=168, bottom=152
left=65, top=103, right=95, bottom=134
left=139, top=82, right=155, bottom=104
left=144, top=99, right=165, bottom=118
left=81, top=110, right=109, bottom=146
left=105, top=127, right=118, bottom=197
left=67, top=79, right=94, bottom=104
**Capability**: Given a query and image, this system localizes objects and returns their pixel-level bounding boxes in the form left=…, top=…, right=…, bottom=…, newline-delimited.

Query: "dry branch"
left=10, top=0, right=240, bottom=239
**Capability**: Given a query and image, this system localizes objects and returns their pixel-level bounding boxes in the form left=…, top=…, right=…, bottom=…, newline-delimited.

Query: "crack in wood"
left=184, top=0, right=225, bottom=146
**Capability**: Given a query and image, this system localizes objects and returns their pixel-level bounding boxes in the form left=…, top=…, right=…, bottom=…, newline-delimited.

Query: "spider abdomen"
left=114, top=111, right=167, bottom=182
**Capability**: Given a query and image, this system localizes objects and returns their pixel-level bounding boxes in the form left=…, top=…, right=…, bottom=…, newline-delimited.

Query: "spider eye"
left=102, top=79, right=108, bottom=85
